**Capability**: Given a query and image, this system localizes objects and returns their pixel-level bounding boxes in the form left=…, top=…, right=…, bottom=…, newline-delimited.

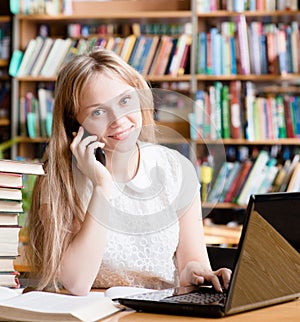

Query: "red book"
left=153, top=36, right=173, bottom=75
left=177, top=36, right=191, bottom=76
left=283, top=95, right=295, bottom=138
left=224, top=160, right=253, bottom=203
left=266, top=27, right=277, bottom=74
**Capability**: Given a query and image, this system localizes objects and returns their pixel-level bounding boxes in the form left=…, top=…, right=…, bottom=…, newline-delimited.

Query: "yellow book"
left=120, top=35, right=136, bottom=63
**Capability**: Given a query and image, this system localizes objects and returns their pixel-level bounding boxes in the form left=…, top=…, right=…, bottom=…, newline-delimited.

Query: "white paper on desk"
left=105, top=286, right=156, bottom=300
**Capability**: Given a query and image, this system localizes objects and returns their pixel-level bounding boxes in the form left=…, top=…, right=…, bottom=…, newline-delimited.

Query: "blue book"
left=214, top=33, right=222, bottom=75
left=210, top=28, right=218, bottom=75
left=230, top=36, right=237, bottom=75
left=9, top=0, right=20, bottom=14
left=128, top=36, right=141, bottom=66
left=136, top=37, right=153, bottom=74
left=286, top=26, right=293, bottom=73
left=293, top=96, right=300, bottom=137
left=259, top=34, right=268, bottom=74
left=165, top=38, right=178, bottom=75
left=249, top=0, right=256, bottom=10
left=8, top=50, right=23, bottom=77
left=197, top=32, right=207, bottom=74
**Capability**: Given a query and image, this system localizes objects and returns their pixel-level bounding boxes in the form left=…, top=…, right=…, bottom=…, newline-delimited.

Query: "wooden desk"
left=102, top=298, right=300, bottom=322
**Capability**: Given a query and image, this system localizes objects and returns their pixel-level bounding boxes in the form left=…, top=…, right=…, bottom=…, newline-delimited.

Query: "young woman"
left=27, top=49, right=231, bottom=295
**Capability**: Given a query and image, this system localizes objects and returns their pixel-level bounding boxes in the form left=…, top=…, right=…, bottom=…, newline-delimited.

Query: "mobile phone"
left=94, top=146, right=106, bottom=166
left=82, top=128, right=106, bottom=166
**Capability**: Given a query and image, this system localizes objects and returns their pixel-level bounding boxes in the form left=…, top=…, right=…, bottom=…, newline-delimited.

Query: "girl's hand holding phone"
left=70, top=126, right=112, bottom=195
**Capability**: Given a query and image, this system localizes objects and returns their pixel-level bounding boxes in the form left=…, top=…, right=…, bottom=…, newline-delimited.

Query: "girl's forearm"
left=59, top=187, right=110, bottom=295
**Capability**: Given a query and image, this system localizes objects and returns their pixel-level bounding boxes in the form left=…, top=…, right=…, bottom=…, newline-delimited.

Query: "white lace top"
left=76, top=142, right=200, bottom=289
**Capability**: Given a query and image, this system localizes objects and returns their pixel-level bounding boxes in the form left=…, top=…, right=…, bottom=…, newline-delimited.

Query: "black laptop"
left=116, top=192, right=300, bottom=317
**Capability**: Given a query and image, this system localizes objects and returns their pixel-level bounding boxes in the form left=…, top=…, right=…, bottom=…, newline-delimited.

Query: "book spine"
left=221, top=85, right=230, bottom=139
left=236, top=151, right=270, bottom=205
left=229, top=81, right=243, bottom=139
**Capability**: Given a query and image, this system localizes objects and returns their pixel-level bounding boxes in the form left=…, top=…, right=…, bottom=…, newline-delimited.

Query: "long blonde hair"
left=26, top=49, right=156, bottom=290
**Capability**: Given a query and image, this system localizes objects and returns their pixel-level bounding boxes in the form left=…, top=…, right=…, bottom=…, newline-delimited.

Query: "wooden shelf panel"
left=15, top=136, right=300, bottom=147
left=197, top=10, right=300, bottom=18
left=203, top=202, right=246, bottom=210
left=0, top=59, right=9, bottom=67
left=18, top=11, right=191, bottom=21
left=204, top=224, right=242, bottom=245
left=195, top=74, right=300, bottom=82
left=0, top=16, right=10, bottom=23
left=15, top=136, right=49, bottom=143
left=17, top=75, right=192, bottom=83
left=0, top=118, right=10, bottom=127
left=194, top=138, right=300, bottom=146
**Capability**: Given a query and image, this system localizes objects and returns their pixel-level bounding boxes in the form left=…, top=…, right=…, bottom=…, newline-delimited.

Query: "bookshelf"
left=10, top=0, right=194, bottom=159
left=192, top=2, right=300, bottom=216
left=8, top=0, right=300, bottom=216
left=0, top=2, right=12, bottom=157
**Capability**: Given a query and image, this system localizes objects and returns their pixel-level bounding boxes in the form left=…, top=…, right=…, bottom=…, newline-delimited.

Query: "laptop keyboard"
left=163, top=291, right=227, bottom=305
left=121, top=287, right=227, bottom=305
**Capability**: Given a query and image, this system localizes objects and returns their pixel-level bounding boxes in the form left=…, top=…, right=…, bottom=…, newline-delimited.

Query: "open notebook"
left=116, top=192, right=300, bottom=317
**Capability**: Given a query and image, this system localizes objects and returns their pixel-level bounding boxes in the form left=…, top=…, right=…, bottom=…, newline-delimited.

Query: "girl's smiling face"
left=76, top=72, right=142, bottom=153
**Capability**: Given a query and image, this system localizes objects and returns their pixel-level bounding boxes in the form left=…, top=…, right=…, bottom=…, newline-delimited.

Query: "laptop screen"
left=250, top=192, right=300, bottom=252
left=225, top=192, right=300, bottom=315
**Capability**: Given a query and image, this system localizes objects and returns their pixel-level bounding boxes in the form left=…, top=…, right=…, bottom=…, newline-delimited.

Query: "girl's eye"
left=120, top=95, right=131, bottom=105
left=92, top=108, right=106, bottom=117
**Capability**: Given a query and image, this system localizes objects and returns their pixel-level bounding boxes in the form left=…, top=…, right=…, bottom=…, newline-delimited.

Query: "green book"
left=221, top=85, right=230, bottom=138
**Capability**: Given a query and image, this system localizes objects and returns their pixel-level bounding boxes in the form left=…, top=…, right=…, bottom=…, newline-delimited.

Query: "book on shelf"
left=150, top=35, right=173, bottom=76
left=219, top=161, right=241, bottom=202
left=40, top=38, right=71, bottom=77
left=177, top=35, right=191, bottom=76
left=147, top=37, right=164, bottom=76
left=286, top=162, right=300, bottom=192
left=256, top=158, right=279, bottom=194
left=0, top=159, right=44, bottom=176
left=135, top=36, right=154, bottom=74
left=223, top=160, right=253, bottom=203
left=168, top=33, right=191, bottom=76
left=120, top=34, right=137, bottom=63
left=0, top=287, right=122, bottom=322
left=229, top=81, right=243, bottom=139
left=279, top=154, right=300, bottom=192
left=30, top=38, right=54, bottom=77
left=128, top=35, right=145, bottom=67
left=236, top=150, right=270, bottom=205
left=196, top=31, right=207, bottom=74
left=16, top=39, right=38, bottom=77
left=37, top=88, right=54, bottom=137
left=206, top=162, right=232, bottom=204
left=273, top=159, right=291, bottom=192
left=23, top=36, right=45, bottom=76
left=221, top=84, right=230, bottom=139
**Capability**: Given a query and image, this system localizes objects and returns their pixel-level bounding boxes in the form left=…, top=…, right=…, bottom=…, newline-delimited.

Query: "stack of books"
left=0, top=159, right=45, bottom=288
